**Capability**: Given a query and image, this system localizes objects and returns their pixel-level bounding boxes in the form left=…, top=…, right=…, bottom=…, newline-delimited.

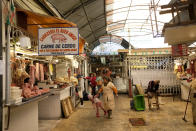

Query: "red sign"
left=172, top=44, right=188, bottom=57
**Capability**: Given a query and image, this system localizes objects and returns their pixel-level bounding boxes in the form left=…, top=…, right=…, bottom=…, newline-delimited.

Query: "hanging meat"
left=40, top=64, right=44, bottom=81
left=12, top=59, right=30, bottom=87
left=30, top=64, right=36, bottom=86
left=35, top=63, right=40, bottom=81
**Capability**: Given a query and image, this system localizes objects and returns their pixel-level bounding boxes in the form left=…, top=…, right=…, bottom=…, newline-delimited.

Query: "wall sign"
left=172, top=44, right=188, bottom=57
left=38, top=27, right=79, bottom=56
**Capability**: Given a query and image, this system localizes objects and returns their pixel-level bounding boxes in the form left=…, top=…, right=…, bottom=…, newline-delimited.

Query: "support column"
left=0, top=1, right=3, bottom=130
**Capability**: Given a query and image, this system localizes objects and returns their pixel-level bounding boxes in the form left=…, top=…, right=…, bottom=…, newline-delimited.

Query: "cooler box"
left=133, top=95, right=145, bottom=111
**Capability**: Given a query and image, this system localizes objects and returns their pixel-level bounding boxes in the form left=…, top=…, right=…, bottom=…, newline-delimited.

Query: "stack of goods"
left=55, top=77, right=67, bottom=83
left=70, top=76, right=78, bottom=86
left=10, top=86, right=23, bottom=103
left=55, top=76, right=70, bottom=88
left=54, top=76, right=78, bottom=88
left=22, top=83, right=50, bottom=99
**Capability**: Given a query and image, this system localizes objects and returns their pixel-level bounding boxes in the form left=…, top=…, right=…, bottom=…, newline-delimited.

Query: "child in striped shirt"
left=88, top=94, right=106, bottom=117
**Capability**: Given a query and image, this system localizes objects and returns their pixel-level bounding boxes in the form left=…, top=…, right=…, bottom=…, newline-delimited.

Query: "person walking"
left=77, top=75, right=85, bottom=107
left=85, top=73, right=97, bottom=96
left=96, top=76, right=118, bottom=119
left=96, top=70, right=103, bottom=96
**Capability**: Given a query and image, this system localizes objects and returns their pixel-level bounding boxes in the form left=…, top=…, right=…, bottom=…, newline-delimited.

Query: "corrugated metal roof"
left=106, top=0, right=172, bottom=48
left=47, top=0, right=107, bottom=46
left=18, top=0, right=177, bottom=49
left=15, top=0, right=49, bottom=15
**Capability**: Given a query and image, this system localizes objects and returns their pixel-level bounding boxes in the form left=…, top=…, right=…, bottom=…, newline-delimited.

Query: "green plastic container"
left=133, top=95, right=145, bottom=111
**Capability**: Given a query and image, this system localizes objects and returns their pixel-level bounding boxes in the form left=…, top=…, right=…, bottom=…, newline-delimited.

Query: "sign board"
left=38, top=27, right=79, bottom=56
left=118, top=49, right=129, bottom=53
left=130, top=48, right=171, bottom=56
left=171, top=44, right=188, bottom=57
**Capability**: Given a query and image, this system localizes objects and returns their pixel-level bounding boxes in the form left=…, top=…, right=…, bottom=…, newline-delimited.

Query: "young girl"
left=88, top=94, right=106, bottom=117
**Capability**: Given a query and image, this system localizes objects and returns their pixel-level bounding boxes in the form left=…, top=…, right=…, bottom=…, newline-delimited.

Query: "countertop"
left=5, top=93, right=51, bottom=107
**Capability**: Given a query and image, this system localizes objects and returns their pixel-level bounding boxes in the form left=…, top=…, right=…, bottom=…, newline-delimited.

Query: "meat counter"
left=5, top=93, right=50, bottom=131
left=38, top=86, right=74, bottom=120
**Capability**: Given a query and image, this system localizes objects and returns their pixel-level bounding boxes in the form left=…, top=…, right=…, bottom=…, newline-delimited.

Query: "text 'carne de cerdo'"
left=41, top=44, right=76, bottom=49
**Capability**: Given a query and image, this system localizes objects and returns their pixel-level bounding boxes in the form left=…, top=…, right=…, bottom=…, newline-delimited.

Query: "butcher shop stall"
left=4, top=9, right=87, bottom=131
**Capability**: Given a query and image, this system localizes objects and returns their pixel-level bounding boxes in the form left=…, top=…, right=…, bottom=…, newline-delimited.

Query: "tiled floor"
left=40, top=95, right=196, bottom=131
left=39, top=120, right=60, bottom=131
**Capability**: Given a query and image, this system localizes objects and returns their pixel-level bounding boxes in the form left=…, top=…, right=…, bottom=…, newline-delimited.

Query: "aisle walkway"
left=51, top=95, right=196, bottom=131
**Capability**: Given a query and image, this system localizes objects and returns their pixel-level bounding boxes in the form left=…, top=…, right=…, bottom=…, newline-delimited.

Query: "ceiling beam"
left=104, top=0, right=107, bottom=34
left=160, top=5, right=189, bottom=14
left=79, top=0, right=96, bottom=40
left=79, top=13, right=105, bottom=30
left=83, top=19, right=161, bottom=39
left=84, top=25, right=107, bottom=39
left=161, top=1, right=189, bottom=9
left=107, top=19, right=165, bottom=26
left=63, top=0, right=97, bottom=18
left=123, top=0, right=132, bottom=29
left=106, top=4, right=150, bottom=15
left=140, top=0, right=160, bottom=32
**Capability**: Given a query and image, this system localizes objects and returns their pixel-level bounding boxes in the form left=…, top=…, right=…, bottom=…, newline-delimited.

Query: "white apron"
left=78, top=79, right=84, bottom=98
left=102, top=82, right=115, bottom=110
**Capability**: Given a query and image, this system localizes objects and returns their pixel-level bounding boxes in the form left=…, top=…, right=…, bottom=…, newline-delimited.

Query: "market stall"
left=90, top=53, right=128, bottom=93
left=174, top=58, right=191, bottom=100
left=127, top=48, right=180, bottom=97
left=4, top=7, right=86, bottom=131
left=5, top=26, right=51, bottom=131
left=172, top=44, right=194, bottom=101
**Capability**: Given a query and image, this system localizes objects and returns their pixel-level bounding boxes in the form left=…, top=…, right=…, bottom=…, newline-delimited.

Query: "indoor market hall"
left=0, top=0, right=196, bottom=131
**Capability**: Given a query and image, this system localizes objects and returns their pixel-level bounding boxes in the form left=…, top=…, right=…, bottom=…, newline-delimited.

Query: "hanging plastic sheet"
left=49, top=64, right=53, bottom=75
left=101, top=57, right=106, bottom=65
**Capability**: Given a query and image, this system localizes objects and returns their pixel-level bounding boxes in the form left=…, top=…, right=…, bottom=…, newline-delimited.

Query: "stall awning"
left=16, top=8, right=76, bottom=38
left=16, top=8, right=85, bottom=54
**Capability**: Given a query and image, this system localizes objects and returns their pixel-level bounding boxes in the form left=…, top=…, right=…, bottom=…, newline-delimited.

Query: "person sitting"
left=147, top=80, right=160, bottom=110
